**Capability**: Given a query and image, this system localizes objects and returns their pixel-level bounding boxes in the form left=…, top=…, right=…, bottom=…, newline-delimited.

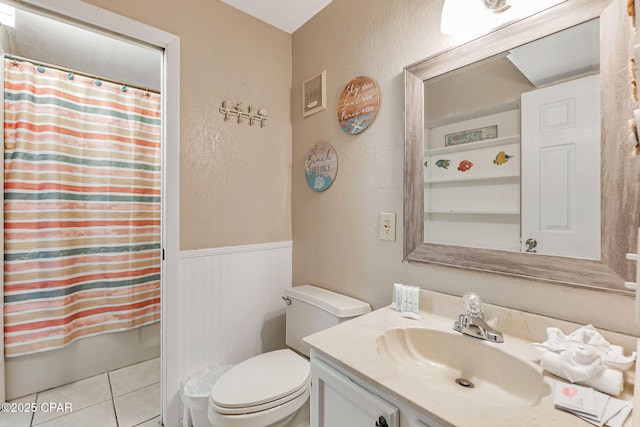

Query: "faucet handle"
left=462, top=292, right=483, bottom=317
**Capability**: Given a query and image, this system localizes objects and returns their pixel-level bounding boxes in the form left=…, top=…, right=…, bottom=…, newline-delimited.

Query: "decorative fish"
left=435, top=159, right=450, bottom=169
left=493, top=151, right=514, bottom=166
left=458, top=160, right=473, bottom=172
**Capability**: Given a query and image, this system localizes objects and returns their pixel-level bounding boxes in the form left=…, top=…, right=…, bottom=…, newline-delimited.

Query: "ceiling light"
left=482, top=0, right=510, bottom=12
left=440, top=0, right=509, bottom=39
left=440, top=0, right=562, bottom=40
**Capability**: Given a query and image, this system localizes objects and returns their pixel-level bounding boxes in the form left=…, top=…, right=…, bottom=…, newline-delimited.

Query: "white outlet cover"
left=379, top=212, right=396, bottom=241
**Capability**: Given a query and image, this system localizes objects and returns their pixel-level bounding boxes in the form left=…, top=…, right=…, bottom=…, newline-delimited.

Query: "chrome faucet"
left=453, top=292, right=504, bottom=343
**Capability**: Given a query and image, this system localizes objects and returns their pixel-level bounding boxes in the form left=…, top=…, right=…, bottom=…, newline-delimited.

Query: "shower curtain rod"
left=4, top=54, right=161, bottom=94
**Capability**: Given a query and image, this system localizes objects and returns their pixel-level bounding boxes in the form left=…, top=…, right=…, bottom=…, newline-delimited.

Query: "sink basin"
left=376, top=328, right=550, bottom=407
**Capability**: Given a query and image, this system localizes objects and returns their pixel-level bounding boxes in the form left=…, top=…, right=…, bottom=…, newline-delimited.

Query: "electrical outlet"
left=379, top=212, right=396, bottom=241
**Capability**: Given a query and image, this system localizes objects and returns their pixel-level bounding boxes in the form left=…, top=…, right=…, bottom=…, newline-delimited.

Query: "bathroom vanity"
left=304, top=289, right=639, bottom=426
left=310, top=355, right=444, bottom=427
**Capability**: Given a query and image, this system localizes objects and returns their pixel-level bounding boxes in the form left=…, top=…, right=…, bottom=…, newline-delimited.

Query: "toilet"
left=207, top=284, right=371, bottom=427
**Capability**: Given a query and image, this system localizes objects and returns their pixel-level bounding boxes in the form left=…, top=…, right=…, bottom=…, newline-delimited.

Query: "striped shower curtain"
left=3, top=58, right=162, bottom=357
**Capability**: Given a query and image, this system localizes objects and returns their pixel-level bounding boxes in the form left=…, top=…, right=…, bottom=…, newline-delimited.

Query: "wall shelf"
left=425, top=209, right=520, bottom=215
left=425, top=134, right=520, bottom=156
left=423, top=111, right=521, bottom=251
left=425, top=171, right=520, bottom=185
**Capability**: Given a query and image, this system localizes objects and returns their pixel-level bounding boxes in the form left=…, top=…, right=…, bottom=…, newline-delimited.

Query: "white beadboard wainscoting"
left=178, top=241, right=293, bottom=381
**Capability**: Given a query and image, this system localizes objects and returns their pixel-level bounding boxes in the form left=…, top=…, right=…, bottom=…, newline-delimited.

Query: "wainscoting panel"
left=178, top=241, right=292, bottom=381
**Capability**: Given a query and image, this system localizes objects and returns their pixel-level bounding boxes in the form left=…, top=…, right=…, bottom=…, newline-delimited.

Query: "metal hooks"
left=219, top=101, right=268, bottom=128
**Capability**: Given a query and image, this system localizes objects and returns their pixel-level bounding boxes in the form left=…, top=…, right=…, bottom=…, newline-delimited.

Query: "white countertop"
left=304, top=289, right=637, bottom=427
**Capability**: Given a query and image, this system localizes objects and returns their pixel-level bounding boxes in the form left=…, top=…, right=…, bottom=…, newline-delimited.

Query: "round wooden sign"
left=304, top=141, right=338, bottom=192
left=337, top=76, right=380, bottom=135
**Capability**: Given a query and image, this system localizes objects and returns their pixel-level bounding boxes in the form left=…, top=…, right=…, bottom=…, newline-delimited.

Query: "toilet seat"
left=210, top=378, right=310, bottom=415
left=209, top=349, right=310, bottom=415
left=208, top=386, right=309, bottom=427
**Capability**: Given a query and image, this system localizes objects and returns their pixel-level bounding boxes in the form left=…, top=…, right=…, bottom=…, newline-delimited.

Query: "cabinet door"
left=311, top=358, right=398, bottom=427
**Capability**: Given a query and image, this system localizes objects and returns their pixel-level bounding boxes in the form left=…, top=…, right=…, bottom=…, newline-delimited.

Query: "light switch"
left=379, top=212, right=396, bottom=241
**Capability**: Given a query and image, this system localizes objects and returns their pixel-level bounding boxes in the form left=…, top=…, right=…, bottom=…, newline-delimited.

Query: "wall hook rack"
left=219, top=101, right=268, bottom=127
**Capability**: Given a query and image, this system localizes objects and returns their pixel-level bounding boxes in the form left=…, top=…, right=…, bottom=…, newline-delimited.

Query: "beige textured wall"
left=84, top=0, right=292, bottom=250
left=291, top=0, right=640, bottom=336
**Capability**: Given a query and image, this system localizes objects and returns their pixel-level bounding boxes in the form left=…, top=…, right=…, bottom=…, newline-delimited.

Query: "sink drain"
left=455, top=378, right=475, bottom=388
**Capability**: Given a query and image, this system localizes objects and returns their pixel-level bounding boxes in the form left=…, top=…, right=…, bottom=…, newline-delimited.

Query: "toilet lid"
left=210, top=349, right=310, bottom=411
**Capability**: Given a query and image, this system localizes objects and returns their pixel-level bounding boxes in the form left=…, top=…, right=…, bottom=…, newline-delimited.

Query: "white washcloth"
left=541, top=351, right=624, bottom=396
left=558, top=345, right=604, bottom=382
left=603, top=345, right=637, bottom=372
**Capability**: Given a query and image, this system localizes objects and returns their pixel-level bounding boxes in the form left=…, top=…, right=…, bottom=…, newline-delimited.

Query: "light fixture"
left=440, top=0, right=561, bottom=40
left=482, top=0, right=510, bottom=12
left=440, top=0, right=510, bottom=39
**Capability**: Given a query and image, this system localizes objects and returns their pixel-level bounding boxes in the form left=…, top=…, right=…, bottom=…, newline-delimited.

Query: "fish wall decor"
left=435, top=159, right=450, bottom=169
left=493, top=151, right=514, bottom=166
left=458, top=160, right=473, bottom=172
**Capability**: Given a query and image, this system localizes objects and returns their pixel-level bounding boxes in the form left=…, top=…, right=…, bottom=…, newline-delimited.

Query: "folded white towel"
left=558, top=345, right=604, bottom=382
left=533, top=324, right=636, bottom=397
left=541, top=351, right=624, bottom=396
left=534, top=325, right=636, bottom=370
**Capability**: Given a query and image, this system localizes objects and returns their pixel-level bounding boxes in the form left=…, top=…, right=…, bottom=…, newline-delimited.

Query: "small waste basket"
left=181, top=364, right=233, bottom=427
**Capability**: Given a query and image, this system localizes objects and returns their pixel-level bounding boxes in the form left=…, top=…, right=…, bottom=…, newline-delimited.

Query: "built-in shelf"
left=424, top=134, right=520, bottom=156
left=425, top=170, right=520, bottom=185
left=425, top=209, right=520, bottom=215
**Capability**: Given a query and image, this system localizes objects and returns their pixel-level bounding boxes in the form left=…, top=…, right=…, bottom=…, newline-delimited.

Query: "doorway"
left=0, top=1, right=179, bottom=425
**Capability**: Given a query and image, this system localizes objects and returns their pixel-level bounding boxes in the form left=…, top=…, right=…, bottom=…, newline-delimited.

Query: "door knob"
left=525, top=238, right=537, bottom=253
left=376, top=416, right=389, bottom=427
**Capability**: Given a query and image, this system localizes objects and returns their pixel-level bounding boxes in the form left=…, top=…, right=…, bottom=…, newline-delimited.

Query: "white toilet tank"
left=284, top=285, right=371, bottom=357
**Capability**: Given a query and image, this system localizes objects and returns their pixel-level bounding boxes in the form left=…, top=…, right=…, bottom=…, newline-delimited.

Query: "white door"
left=521, top=74, right=600, bottom=259
left=311, top=358, right=398, bottom=427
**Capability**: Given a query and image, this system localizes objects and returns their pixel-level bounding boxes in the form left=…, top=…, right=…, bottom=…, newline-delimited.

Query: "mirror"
left=404, top=0, right=640, bottom=293
left=423, top=19, right=600, bottom=259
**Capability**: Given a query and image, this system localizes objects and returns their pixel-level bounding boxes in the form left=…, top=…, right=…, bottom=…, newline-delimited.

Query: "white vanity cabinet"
left=310, top=353, right=447, bottom=427
left=311, top=356, right=398, bottom=427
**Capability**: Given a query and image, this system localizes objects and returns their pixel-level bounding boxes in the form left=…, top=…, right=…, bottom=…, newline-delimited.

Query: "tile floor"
left=0, top=357, right=161, bottom=427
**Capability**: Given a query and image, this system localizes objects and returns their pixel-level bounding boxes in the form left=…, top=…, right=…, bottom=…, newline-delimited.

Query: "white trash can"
left=181, top=364, right=233, bottom=427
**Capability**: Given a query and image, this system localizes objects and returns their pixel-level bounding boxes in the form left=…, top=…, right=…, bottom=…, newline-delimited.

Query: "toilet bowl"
left=207, top=285, right=370, bottom=427
left=208, top=349, right=310, bottom=427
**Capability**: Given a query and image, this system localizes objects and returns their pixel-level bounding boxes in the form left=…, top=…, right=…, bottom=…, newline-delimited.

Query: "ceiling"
left=507, top=18, right=599, bottom=87
left=219, top=0, right=334, bottom=33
